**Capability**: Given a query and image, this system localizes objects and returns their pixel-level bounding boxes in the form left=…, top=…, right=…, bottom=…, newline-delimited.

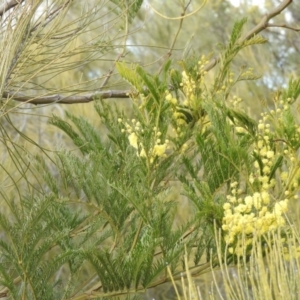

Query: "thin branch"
left=30, top=0, right=72, bottom=33
left=2, top=90, right=132, bottom=104
left=240, top=0, right=293, bottom=41
left=157, top=0, right=192, bottom=75
left=1, top=0, right=295, bottom=105
left=99, top=0, right=130, bottom=89
left=0, top=0, right=24, bottom=17
left=267, top=23, right=300, bottom=32
left=149, top=0, right=206, bottom=20
left=203, top=0, right=293, bottom=73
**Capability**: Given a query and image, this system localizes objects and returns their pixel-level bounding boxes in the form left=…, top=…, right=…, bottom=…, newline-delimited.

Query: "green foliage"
left=242, top=34, right=267, bottom=47
left=1, top=3, right=300, bottom=300
left=18, top=98, right=194, bottom=297
left=116, top=63, right=145, bottom=94
left=214, top=18, right=267, bottom=92
left=110, top=0, right=143, bottom=24
left=0, top=195, right=82, bottom=299
left=282, top=78, right=300, bottom=103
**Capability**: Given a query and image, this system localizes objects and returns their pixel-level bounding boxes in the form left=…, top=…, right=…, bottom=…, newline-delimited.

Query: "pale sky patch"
left=230, top=0, right=265, bottom=8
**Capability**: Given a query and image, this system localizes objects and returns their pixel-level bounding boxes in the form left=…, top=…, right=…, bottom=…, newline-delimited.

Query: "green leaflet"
left=116, top=62, right=145, bottom=93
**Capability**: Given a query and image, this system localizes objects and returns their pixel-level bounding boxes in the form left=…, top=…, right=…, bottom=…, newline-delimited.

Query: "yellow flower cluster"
left=222, top=98, right=300, bottom=255
left=197, top=55, right=209, bottom=77
left=180, top=71, right=196, bottom=107
left=248, top=108, right=287, bottom=191
left=120, top=118, right=169, bottom=163
left=252, top=100, right=300, bottom=194
left=229, top=95, right=242, bottom=107
left=222, top=182, right=289, bottom=255
left=180, top=56, right=208, bottom=107
left=273, top=100, right=300, bottom=191
left=165, top=92, right=187, bottom=128
left=165, top=93, right=177, bottom=105
left=165, top=90, right=189, bottom=130
left=249, top=130, right=277, bottom=191
left=165, top=57, right=209, bottom=130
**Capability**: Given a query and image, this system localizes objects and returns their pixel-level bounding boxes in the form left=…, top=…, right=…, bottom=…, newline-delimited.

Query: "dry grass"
left=172, top=225, right=300, bottom=300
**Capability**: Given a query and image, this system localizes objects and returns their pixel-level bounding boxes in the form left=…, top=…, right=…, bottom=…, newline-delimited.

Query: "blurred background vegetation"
left=3, top=0, right=300, bottom=152
left=1, top=0, right=300, bottom=299
left=2, top=0, right=298, bottom=204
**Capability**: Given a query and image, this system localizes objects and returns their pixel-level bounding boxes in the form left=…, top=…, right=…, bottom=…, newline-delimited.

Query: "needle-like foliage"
left=0, top=1, right=300, bottom=300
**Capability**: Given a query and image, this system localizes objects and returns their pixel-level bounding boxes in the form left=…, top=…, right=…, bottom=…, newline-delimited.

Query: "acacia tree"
left=0, top=1, right=300, bottom=299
